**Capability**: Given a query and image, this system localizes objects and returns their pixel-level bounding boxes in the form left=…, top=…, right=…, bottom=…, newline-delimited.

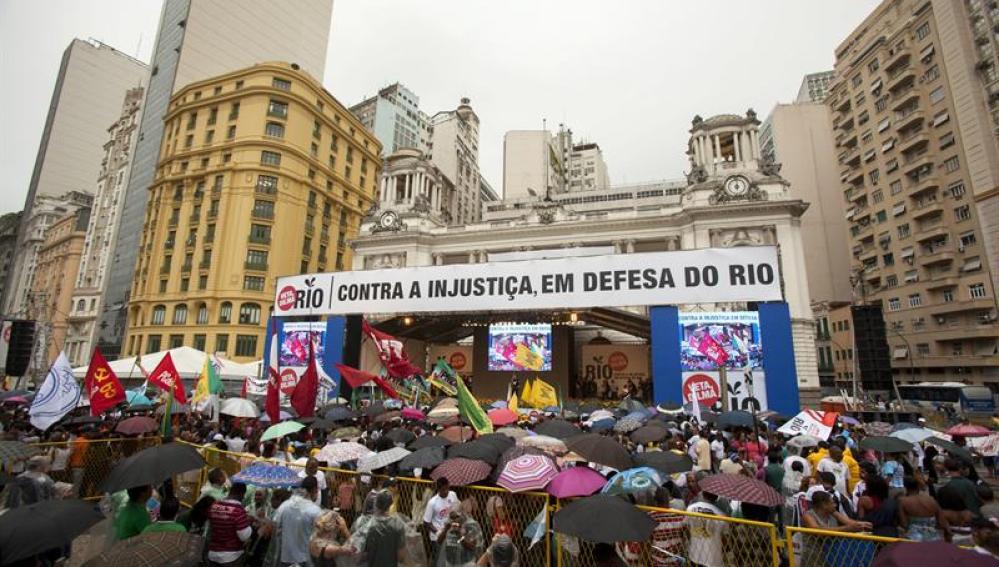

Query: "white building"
left=63, top=87, right=144, bottom=366
left=568, top=142, right=611, bottom=191
left=428, top=98, right=482, bottom=226
left=350, top=83, right=431, bottom=155
left=795, top=71, right=835, bottom=103
left=355, top=111, right=821, bottom=405
left=502, top=126, right=574, bottom=199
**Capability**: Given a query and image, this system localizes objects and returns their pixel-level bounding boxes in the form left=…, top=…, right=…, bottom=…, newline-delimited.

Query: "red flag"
left=148, top=352, right=186, bottom=405
left=84, top=347, right=125, bottom=415
left=696, top=334, right=729, bottom=366
left=362, top=320, right=422, bottom=379
left=265, top=319, right=281, bottom=423
left=334, top=363, right=400, bottom=399
left=290, top=341, right=319, bottom=418
left=240, top=377, right=248, bottom=399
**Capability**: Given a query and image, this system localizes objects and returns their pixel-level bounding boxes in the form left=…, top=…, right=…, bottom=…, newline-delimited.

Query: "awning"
left=882, top=139, right=895, bottom=152
left=893, top=204, right=906, bottom=216
left=962, top=258, right=982, bottom=272
left=900, top=247, right=915, bottom=258
left=870, top=79, right=883, bottom=93
left=920, top=45, right=935, bottom=60
left=893, top=347, right=909, bottom=359
left=933, top=112, right=950, bottom=127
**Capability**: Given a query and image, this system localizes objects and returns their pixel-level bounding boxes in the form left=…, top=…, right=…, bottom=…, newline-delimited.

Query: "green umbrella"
left=261, top=420, right=305, bottom=442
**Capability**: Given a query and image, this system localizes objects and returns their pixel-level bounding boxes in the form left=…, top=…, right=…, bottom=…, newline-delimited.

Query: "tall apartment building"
left=3, top=38, right=147, bottom=315
left=796, top=71, right=836, bottom=103
left=831, top=0, right=999, bottom=390
left=28, top=208, right=91, bottom=369
left=101, top=0, right=334, bottom=358
left=428, top=98, right=482, bottom=225
left=350, top=83, right=431, bottom=155
left=568, top=142, right=611, bottom=191
left=62, top=87, right=144, bottom=366
left=502, top=126, right=573, bottom=200
left=122, top=63, right=380, bottom=362
left=0, top=212, right=23, bottom=304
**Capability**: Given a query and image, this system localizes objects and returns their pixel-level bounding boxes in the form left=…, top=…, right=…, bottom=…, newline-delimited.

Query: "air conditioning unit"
left=936, top=316, right=947, bottom=324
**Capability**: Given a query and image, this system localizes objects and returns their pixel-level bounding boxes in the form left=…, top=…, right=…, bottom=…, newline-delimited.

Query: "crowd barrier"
left=17, top=438, right=934, bottom=567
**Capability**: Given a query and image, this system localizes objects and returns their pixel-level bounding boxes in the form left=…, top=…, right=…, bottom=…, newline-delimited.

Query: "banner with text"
left=681, top=370, right=769, bottom=412
left=275, top=247, right=781, bottom=315
left=778, top=409, right=839, bottom=439
left=429, top=345, right=473, bottom=374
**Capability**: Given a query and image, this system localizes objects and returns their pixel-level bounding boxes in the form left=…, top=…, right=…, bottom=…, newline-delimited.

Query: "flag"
left=777, top=410, right=839, bottom=440
left=530, top=378, right=559, bottom=409
left=514, top=343, right=544, bottom=371
left=265, top=319, right=281, bottom=423
left=362, top=320, right=422, bottom=378
left=160, top=389, right=173, bottom=437
left=290, top=340, right=319, bottom=418
left=691, top=398, right=702, bottom=423
left=508, top=392, right=519, bottom=413
left=334, top=363, right=399, bottom=399
left=455, top=373, right=492, bottom=435
left=148, top=352, right=186, bottom=405
left=192, top=354, right=222, bottom=408
left=84, top=347, right=125, bottom=415
left=521, top=379, right=535, bottom=407
left=29, top=353, right=81, bottom=431
left=696, top=334, right=729, bottom=366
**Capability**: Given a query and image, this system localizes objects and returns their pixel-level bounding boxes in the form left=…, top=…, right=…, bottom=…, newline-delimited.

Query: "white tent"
left=72, top=346, right=258, bottom=384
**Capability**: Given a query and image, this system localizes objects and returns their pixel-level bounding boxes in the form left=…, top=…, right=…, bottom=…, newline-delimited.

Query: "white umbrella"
left=357, top=447, right=411, bottom=473
left=220, top=398, right=260, bottom=419
left=890, top=427, right=934, bottom=444
left=317, top=441, right=371, bottom=464
left=787, top=435, right=821, bottom=449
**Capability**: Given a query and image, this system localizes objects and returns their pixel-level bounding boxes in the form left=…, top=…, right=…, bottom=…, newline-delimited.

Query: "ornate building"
left=353, top=111, right=822, bottom=405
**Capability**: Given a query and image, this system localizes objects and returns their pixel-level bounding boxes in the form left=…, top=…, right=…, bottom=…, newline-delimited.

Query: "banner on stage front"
left=580, top=345, right=649, bottom=396
left=275, top=247, right=782, bottom=316
left=681, top=370, right=768, bottom=412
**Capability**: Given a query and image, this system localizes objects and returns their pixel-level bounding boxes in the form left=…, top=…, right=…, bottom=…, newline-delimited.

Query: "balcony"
left=909, top=174, right=940, bottom=197
left=847, top=187, right=868, bottom=203
left=160, top=264, right=171, bottom=275
left=244, top=261, right=268, bottom=271
left=915, top=225, right=948, bottom=242
left=902, top=154, right=933, bottom=176
left=911, top=201, right=943, bottom=220
left=895, top=108, right=925, bottom=131
left=919, top=248, right=955, bottom=267
left=181, top=262, right=192, bottom=273
left=926, top=274, right=960, bottom=290
left=929, top=297, right=997, bottom=315
left=898, top=130, right=929, bottom=153
left=887, top=68, right=916, bottom=92
left=906, top=353, right=999, bottom=367
left=164, top=240, right=175, bottom=250
left=834, top=95, right=852, bottom=113
left=884, top=46, right=911, bottom=72
left=251, top=210, right=275, bottom=220
left=189, top=213, right=200, bottom=223
left=248, top=234, right=271, bottom=245
left=891, top=90, right=920, bottom=112
left=929, top=324, right=999, bottom=342
left=168, top=217, right=179, bottom=227
left=199, top=259, right=211, bottom=269
left=839, top=146, right=861, bottom=167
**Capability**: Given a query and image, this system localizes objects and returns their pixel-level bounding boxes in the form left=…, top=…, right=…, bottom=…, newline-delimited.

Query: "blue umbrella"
left=590, top=418, right=616, bottom=432
left=625, top=410, right=650, bottom=423
left=601, top=466, right=663, bottom=495
left=126, top=391, right=152, bottom=407
left=324, top=406, right=357, bottom=421
left=890, top=422, right=920, bottom=433
left=232, top=462, right=302, bottom=488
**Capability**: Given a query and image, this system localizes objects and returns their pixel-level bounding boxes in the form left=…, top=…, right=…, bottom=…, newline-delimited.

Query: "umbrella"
left=858, top=436, right=912, bottom=453
left=401, top=407, right=426, bottom=421
left=126, top=391, right=153, bottom=407
left=890, top=422, right=920, bottom=433
left=553, top=494, right=655, bottom=543
left=102, top=442, right=205, bottom=493
left=618, top=399, right=645, bottom=413
left=700, top=474, right=782, bottom=507
left=2, top=396, right=28, bottom=404
left=115, top=416, right=159, bottom=435
left=494, top=446, right=546, bottom=478
left=787, top=435, right=821, bottom=449
left=863, top=421, right=892, bottom=436
left=517, top=435, right=568, bottom=455
left=630, top=425, right=668, bottom=445
left=613, top=417, right=644, bottom=433
left=656, top=402, right=682, bottom=413
left=357, top=447, right=411, bottom=473
left=546, top=466, right=608, bottom=498
left=316, top=441, right=371, bottom=464
left=384, top=428, right=416, bottom=445
left=324, top=406, right=357, bottom=421
left=535, top=419, right=581, bottom=439
left=589, top=418, right=616, bottom=432
left=408, top=435, right=452, bottom=450
left=331, top=426, right=361, bottom=440
left=565, top=433, right=633, bottom=471
left=717, top=410, right=756, bottom=429
left=439, top=425, right=474, bottom=443
left=946, top=424, right=992, bottom=437
left=259, top=409, right=294, bottom=422
left=602, top=467, right=663, bottom=496
left=890, top=428, right=934, bottom=444
left=476, top=433, right=516, bottom=452
left=496, top=427, right=530, bottom=440
left=363, top=402, right=386, bottom=417
left=924, top=437, right=974, bottom=462
left=84, top=530, right=205, bottom=567
left=487, top=408, right=519, bottom=426
left=308, top=417, right=337, bottom=431
left=0, top=441, right=40, bottom=467
left=839, top=415, right=860, bottom=426
left=374, top=410, right=402, bottom=423
left=624, top=410, right=651, bottom=423
left=0, top=499, right=104, bottom=564
left=497, top=454, right=559, bottom=492
left=448, top=441, right=501, bottom=465
left=154, top=402, right=189, bottom=415
left=635, top=451, right=694, bottom=475
left=430, top=458, right=492, bottom=486
left=220, top=398, right=260, bottom=419
left=0, top=389, right=29, bottom=400
left=427, top=406, right=460, bottom=421
left=66, top=415, right=102, bottom=425
left=585, top=409, right=615, bottom=423
left=399, top=447, right=445, bottom=471
left=261, top=420, right=305, bottom=442
left=231, top=462, right=302, bottom=488
left=870, top=540, right=997, bottom=567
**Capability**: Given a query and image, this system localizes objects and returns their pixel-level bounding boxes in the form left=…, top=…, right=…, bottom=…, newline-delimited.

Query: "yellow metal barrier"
left=786, top=526, right=903, bottom=567
left=28, top=437, right=161, bottom=500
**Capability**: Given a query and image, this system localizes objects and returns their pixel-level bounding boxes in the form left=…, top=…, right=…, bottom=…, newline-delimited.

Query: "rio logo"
left=449, top=352, right=467, bottom=371
left=277, top=277, right=324, bottom=311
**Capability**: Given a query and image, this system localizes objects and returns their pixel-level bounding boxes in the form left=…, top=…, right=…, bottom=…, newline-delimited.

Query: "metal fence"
left=26, top=437, right=161, bottom=500
left=786, top=526, right=902, bottom=567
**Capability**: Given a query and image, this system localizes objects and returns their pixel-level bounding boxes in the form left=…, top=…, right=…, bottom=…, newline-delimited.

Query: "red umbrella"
left=945, top=424, right=992, bottom=437
left=699, top=474, right=782, bottom=507
left=439, top=425, right=474, bottom=443
left=430, top=458, right=492, bottom=486
left=401, top=407, right=425, bottom=421
left=872, top=540, right=997, bottom=567
left=115, top=416, right=159, bottom=435
left=488, top=408, right=519, bottom=426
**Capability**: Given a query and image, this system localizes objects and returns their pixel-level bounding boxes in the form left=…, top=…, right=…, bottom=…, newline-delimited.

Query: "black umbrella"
left=858, top=436, right=912, bottom=453
left=66, top=415, right=103, bottom=425
left=924, top=437, right=973, bottom=462
left=384, top=428, right=417, bottom=445
left=399, top=446, right=446, bottom=471
left=309, top=417, right=337, bottom=431
left=717, top=410, right=756, bottom=429
left=0, top=499, right=103, bottom=564
left=579, top=403, right=603, bottom=415
left=447, top=440, right=501, bottom=465
left=325, top=406, right=357, bottom=421
left=565, top=433, right=633, bottom=471
left=408, top=435, right=452, bottom=450
left=476, top=433, right=516, bottom=452
left=363, top=402, right=386, bottom=417
left=553, top=494, right=655, bottom=543
left=630, top=425, right=669, bottom=445
left=636, top=451, right=695, bottom=475
left=535, top=419, right=581, bottom=440
left=102, top=442, right=206, bottom=493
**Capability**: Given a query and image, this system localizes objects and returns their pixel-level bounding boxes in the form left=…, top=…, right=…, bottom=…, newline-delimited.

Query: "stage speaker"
left=6, top=319, right=36, bottom=377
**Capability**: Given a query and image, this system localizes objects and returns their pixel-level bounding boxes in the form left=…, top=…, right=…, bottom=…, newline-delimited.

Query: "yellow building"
left=124, top=62, right=381, bottom=362
left=29, top=207, right=91, bottom=364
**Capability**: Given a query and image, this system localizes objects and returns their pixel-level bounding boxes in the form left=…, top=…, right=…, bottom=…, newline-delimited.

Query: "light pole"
left=887, top=327, right=910, bottom=412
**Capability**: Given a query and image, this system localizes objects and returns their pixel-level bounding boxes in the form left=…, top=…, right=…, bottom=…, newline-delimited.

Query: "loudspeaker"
left=5, top=319, right=35, bottom=377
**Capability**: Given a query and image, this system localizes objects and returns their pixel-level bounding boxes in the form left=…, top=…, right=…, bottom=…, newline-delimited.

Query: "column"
left=733, top=133, right=742, bottom=162
left=751, top=130, right=760, bottom=159
left=467, top=251, right=477, bottom=263
left=477, top=250, right=487, bottom=263
left=713, top=136, right=721, bottom=163
left=692, top=138, right=701, bottom=164
left=432, top=253, right=443, bottom=266
left=742, top=131, right=752, bottom=162
left=379, top=176, right=388, bottom=202
left=405, top=174, right=413, bottom=202
left=613, top=240, right=623, bottom=253
left=625, top=239, right=636, bottom=253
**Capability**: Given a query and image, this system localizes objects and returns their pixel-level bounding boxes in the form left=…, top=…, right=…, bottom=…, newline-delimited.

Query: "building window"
left=204, top=130, right=214, bottom=144
left=929, top=87, right=945, bottom=104
left=939, top=132, right=955, bottom=149
left=252, top=200, right=275, bottom=219
left=173, top=304, right=188, bottom=324
left=206, top=223, right=216, bottom=242
left=196, top=303, right=208, bottom=324
left=193, top=334, right=206, bottom=351
left=257, top=175, right=278, bottom=194
left=883, top=253, right=894, bottom=266
left=272, top=77, right=291, bottom=91
left=185, top=134, right=193, bottom=148
left=169, top=334, right=184, bottom=349
left=851, top=74, right=862, bottom=87
left=874, top=97, right=888, bottom=113
left=229, top=102, right=240, bottom=120
left=180, top=277, right=189, bottom=292
left=943, top=289, right=955, bottom=302
left=238, top=303, right=261, bottom=325
left=199, top=274, right=207, bottom=289
left=151, top=305, right=166, bottom=325
left=916, top=22, right=930, bottom=40
left=898, top=224, right=911, bottom=238
left=265, top=122, right=285, bottom=138
left=970, top=283, right=987, bottom=299
left=244, top=276, right=265, bottom=291
left=888, top=297, right=901, bottom=311
left=267, top=100, right=288, bottom=119
left=890, top=180, right=902, bottom=195
left=916, top=343, right=930, bottom=356
left=959, top=231, right=977, bottom=247
left=227, top=125, right=236, bottom=139
left=908, top=293, right=922, bottom=307
left=249, top=224, right=271, bottom=243
left=869, top=169, right=880, bottom=184
left=943, top=156, right=960, bottom=173
left=159, top=279, right=168, bottom=293
left=955, top=205, right=971, bottom=221
left=186, top=112, right=197, bottom=130
left=876, top=210, right=888, bottom=223
left=872, top=189, right=884, bottom=203
left=218, top=301, right=232, bottom=324
left=924, top=64, right=940, bottom=83
left=261, top=151, right=282, bottom=166
left=886, top=275, right=898, bottom=287
left=235, top=335, right=258, bottom=357
left=215, top=334, right=229, bottom=354
left=246, top=250, right=268, bottom=269
left=868, top=58, right=880, bottom=73
left=146, top=335, right=161, bottom=353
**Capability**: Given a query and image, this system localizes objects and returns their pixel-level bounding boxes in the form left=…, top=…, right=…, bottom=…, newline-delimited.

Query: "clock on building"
left=724, top=175, right=750, bottom=197
left=379, top=210, right=399, bottom=229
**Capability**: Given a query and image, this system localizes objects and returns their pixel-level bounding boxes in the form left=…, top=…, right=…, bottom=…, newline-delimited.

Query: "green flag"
left=455, top=373, right=492, bottom=435
left=160, top=389, right=173, bottom=437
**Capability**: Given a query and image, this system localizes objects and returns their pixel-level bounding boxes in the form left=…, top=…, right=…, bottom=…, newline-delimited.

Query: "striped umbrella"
left=699, top=473, right=782, bottom=507
left=497, top=454, right=559, bottom=492
left=430, top=457, right=492, bottom=486
left=316, top=441, right=371, bottom=464
left=232, top=462, right=302, bottom=488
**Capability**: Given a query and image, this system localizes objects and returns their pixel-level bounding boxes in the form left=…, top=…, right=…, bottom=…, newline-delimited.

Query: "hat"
left=212, top=433, right=224, bottom=441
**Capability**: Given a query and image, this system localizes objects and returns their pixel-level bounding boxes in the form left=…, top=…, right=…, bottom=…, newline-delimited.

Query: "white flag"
left=29, top=352, right=81, bottom=431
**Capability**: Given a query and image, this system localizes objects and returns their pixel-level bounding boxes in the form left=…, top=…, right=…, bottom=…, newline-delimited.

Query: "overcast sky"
left=0, top=0, right=882, bottom=213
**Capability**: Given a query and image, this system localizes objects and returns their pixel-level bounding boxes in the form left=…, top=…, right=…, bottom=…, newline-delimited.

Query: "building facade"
left=371, top=148, right=454, bottom=228
left=100, top=0, right=335, bottom=358
left=62, top=87, right=145, bottom=367
left=27, top=208, right=91, bottom=369
left=428, top=99, right=482, bottom=225
left=350, top=83, right=431, bottom=155
left=831, top=0, right=999, bottom=390
left=796, top=71, right=836, bottom=103
left=568, top=142, right=611, bottom=192
left=122, top=63, right=380, bottom=362
left=502, top=126, right=573, bottom=199
left=3, top=38, right=147, bottom=314
left=355, top=111, right=822, bottom=406
left=0, top=212, right=23, bottom=305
